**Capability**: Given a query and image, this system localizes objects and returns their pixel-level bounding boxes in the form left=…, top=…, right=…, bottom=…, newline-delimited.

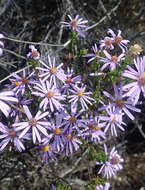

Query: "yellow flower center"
left=29, top=118, right=37, bottom=126
left=115, top=36, right=123, bottom=43
left=111, top=56, right=118, bottom=62
left=94, top=126, right=101, bottom=131
left=50, top=67, right=57, bottom=73
left=116, top=99, right=125, bottom=107
left=46, top=91, right=54, bottom=98
left=41, top=145, right=50, bottom=152
left=54, top=128, right=62, bottom=135
left=77, top=90, right=84, bottom=97
left=15, top=81, right=22, bottom=86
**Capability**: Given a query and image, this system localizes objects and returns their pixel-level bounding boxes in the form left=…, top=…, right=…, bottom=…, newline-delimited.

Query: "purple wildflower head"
left=99, top=106, right=126, bottom=136
left=107, top=29, right=129, bottom=52
left=84, top=44, right=100, bottom=63
left=122, top=56, right=145, bottom=104
left=40, top=144, right=57, bottom=163
left=13, top=105, right=49, bottom=144
left=8, top=70, right=35, bottom=95
left=100, top=36, right=114, bottom=50
left=101, top=83, right=141, bottom=120
left=27, top=45, right=40, bottom=60
left=97, top=145, right=123, bottom=179
left=0, top=122, right=29, bottom=152
left=61, top=15, right=88, bottom=37
left=68, top=84, right=94, bottom=110
left=37, top=55, right=66, bottom=85
left=32, top=79, right=65, bottom=112
left=100, top=50, right=125, bottom=71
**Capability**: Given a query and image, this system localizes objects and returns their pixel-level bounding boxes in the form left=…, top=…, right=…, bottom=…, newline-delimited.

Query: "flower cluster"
left=0, top=14, right=144, bottom=190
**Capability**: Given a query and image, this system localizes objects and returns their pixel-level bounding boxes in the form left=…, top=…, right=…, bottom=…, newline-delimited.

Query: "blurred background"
left=0, top=0, right=145, bottom=189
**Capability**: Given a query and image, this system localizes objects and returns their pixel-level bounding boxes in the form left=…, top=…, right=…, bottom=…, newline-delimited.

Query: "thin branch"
left=4, top=36, right=71, bottom=47
left=3, top=48, right=27, bottom=60
left=0, top=65, right=32, bottom=83
left=86, top=0, right=121, bottom=31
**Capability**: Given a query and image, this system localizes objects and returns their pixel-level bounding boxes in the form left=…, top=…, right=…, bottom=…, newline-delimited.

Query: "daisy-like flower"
left=95, top=182, right=110, bottom=190
left=128, top=44, right=143, bottom=56
left=82, top=116, right=106, bottom=142
left=107, top=29, right=129, bottom=52
left=42, top=113, right=65, bottom=152
left=100, top=36, right=114, bottom=50
left=68, top=85, right=94, bottom=110
left=99, top=106, right=126, bottom=136
left=84, top=44, right=100, bottom=63
left=122, top=56, right=145, bottom=104
left=61, top=68, right=81, bottom=93
left=63, top=130, right=82, bottom=156
left=8, top=70, right=35, bottom=95
left=27, top=45, right=40, bottom=60
left=13, top=105, right=49, bottom=144
left=101, top=83, right=141, bottom=120
left=100, top=50, right=125, bottom=71
left=0, top=91, right=18, bottom=117
left=0, top=122, right=29, bottom=152
left=40, top=144, right=57, bottom=163
left=32, top=79, right=65, bottom=112
left=62, top=106, right=85, bottom=132
left=97, top=145, right=123, bottom=179
left=37, top=55, right=66, bottom=85
left=61, top=15, right=88, bottom=37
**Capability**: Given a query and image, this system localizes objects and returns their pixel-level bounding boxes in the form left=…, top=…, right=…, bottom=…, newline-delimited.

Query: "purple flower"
left=107, top=29, right=129, bottom=52
left=97, top=145, right=123, bottom=179
left=62, top=106, right=85, bottom=132
left=82, top=116, right=106, bottom=142
left=42, top=113, right=65, bottom=152
left=0, top=91, right=18, bottom=117
left=99, top=106, right=126, bottom=136
left=61, top=68, right=81, bottom=93
left=40, top=144, right=57, bottom=163
left=100, top=36, right=114, bottom=50
left=13, top=105, right=49, bottom=144
left=27, top=45, right=40, bottom=60
left=0, top=122, right=29, bottom=152
left=32, top=80, right=65, bottom=112
left=100, top=50, right=125, bottom=71
left=61, top=15, right=88, bottom=37
left=95, top=183, right=110, bottom=190
left=101, top=83, right=141, bottom=120
left=8, top=70, right=35, bottom=95
left=63, top=131, right=82, bottom=156
left=122, top=56, right=145, bottom=104
left=84, top=44, right=100, bottom=63
left=68, top=85, right=94, bottom=110
left=37, top=55, right=66, bottom=85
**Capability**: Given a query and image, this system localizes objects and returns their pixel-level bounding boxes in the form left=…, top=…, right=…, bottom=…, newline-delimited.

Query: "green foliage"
left=56, top=183, right=71, bottom=190
left=28, top=59, right=39, bottom=67
left=88, top=146, right=107, bottom=162
left=86, top=177, right=107, bottom=190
